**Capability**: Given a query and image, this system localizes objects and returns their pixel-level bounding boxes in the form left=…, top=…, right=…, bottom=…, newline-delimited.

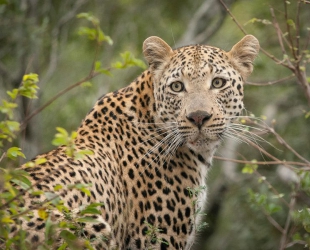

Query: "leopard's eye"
left=211, top=78, right=227, bottom=89
left=170, top=81, right=185, bottom=92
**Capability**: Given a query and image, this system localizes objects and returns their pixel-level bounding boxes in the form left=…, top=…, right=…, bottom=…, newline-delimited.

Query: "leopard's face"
left=143, top=36, right=259, bottom=153
left=153, top=46, right=246, bottom=152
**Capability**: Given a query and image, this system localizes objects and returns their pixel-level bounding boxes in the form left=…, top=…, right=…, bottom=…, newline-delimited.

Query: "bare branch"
left=20, top=69, right=104, bottom=130
left=218, top=0, right=292, bottom=70
left=295, top=1, right=301, bottom=59
left=0, top=152, right=6, bottom=163
left=254, top=170, right=290, bottom=207
left=267, top=127, right=310, bottom=164
left=283, top=0, right=297, bottom=60
left=245, top=74, right=295, bottom=86
left=279, top=194, right=296, bottom=250
left=218, top=0, right=247, bottom=35
left=269, top=7, right=294, bottom=69
left=214, top=156, right=310, bottom=168
left=262, top=209, right=285, bottom=233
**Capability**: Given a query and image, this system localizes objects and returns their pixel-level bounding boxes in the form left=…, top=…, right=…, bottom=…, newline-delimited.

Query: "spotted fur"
left=9, top=35, right=259, bottom=249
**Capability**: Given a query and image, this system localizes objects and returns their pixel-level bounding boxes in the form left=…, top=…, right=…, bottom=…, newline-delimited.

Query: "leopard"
left=6, top=35, right=259, bottom=249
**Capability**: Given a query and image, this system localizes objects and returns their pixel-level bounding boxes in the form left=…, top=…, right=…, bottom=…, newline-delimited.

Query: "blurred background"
left=0, top=0, right=309, bottom=249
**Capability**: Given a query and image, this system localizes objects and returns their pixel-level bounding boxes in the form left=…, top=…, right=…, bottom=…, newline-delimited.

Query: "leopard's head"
left=143, top=35, right=259, bottom=153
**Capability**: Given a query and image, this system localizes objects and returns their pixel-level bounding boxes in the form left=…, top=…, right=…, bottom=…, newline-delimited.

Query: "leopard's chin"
left=186, top=135, right=220, bottom=153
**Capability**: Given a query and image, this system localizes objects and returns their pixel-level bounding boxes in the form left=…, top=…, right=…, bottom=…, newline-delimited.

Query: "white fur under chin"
left=184, top=146, right=216, bottom=250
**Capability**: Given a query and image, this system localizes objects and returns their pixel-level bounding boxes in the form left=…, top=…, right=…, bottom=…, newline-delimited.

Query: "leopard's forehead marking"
left=165, top=45, right=236, bottom=86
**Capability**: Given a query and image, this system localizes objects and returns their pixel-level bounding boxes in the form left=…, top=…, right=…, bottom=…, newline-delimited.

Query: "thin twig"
left=267, top=127, right=310, bottom=164
left=279, top=194, right=296, bottom=250
left=243, top=118, right=310, bottom=164
left=217, top=0, right=247, bottom=34
left=246, top=74, right=294, bottom=86
left=20, top=72, right=101, bottom=130
left=254, top=170, right=289, bottom=207
left=262, top=208, right=285, bottom=233
left=284, top=0, right=297, bottom=60
left=295, top=1, right=301, bottom=60
left=0, top=152, right=5, bottom=162
left=269, top=7, right=295, bottom=70
left=218, top=0, right=291, bottom=69
left=214, top=156, right=310, bottom=168
left=20, top=39, right=107, bottom=131
left=270, top=7, right=288, bottom=57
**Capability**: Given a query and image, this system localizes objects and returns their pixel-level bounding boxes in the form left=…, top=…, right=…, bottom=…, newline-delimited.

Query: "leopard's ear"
left=143, top=36, right=173, bottom=70
left=228, top=35, right=260, bottom=79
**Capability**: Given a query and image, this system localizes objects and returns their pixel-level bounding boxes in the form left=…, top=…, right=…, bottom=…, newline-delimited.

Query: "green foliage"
left=299, top=171, right=310, bottom=195
left=0, top=100, right=17, bottom=119
left=52, top=127, right=94, bottom=159
left=77, top=12, right=113, bottom=45
left=0, top=10, right=147, bottom=248
left=19, top=74, right=40, bottom=99
left=248, top=189, right=282, bottom=215
left=186, top=186, right=208, bottom=232
left=241, top=160, right=258, bottom=174
left=112, top=51, right=147, bottom=70
left=144, top=221, right=169, bottom=248
left=244, top=18, right=272, bottom=26
left=0, top=73, right=40, bottom=150
left=6, top=147, right=25, bottom=160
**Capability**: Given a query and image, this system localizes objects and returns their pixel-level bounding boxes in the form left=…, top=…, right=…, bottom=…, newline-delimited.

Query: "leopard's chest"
left=118, top=138, right=210, bottom=249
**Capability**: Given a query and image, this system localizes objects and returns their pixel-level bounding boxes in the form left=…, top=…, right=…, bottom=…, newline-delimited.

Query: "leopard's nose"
left=186, top=110, right=212, bottom=129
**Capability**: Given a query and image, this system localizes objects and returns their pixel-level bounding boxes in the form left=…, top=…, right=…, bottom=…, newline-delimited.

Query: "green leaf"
left=287, top=19, right=296, bottom=29
left=35, top=157, right=47, bottom=165
left=242, top=160, right=258, bottom=174
left=20, top=73, right=40, bottom=99
left=6, top=121, right=20, bottom=133
left=69, top=183, right=92, bottom=196
left=74, top=149, right=94, bottom=159
left=80, top=207, right=101, bottom=215
left=6, top=89, right=19, bottom=100
left=30, top=190, right=44, bottom=196
left=81, top=81, right=92, bottom=88
left=244, top=18, right=271, bottom=26
left=0, top=100, right=18, bottom=119
left=95, top=61, right=101, bottom=71
left=52, top=127, right=72, bottom=146
left=77, top=27, right=97, bottom=40
left=45, top=216, right=56, bottom=246
left=11, top=175, right=31, bottom=190
left=100, top=32, right=113, bottom=45
left=7, top=147, right=25, bottom=160
left=76, top=216, right=100, bottom=223
left=80, top=187, right=91, bottom=196
left=59, top=230, right=77, bottom=245
left=98, top=68, right=112, bottom=76
left=112, top=51, right=146, bottom=70
left=38, top=208, right=48, bottom=220
left=265, top=203, right=282, bottom=214
left=1, top=217, right=14, bottom=223
left=57, top=243, right=68, bottom=250
left=0, top=120, right=20, bottom=143
left=53, top=184, right=63, bottom=191
left=76, top=12, right=100, bottom=25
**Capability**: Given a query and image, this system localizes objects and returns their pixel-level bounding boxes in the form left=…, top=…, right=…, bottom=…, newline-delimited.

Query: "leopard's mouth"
left=186, top=135, right=216, bottom=149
